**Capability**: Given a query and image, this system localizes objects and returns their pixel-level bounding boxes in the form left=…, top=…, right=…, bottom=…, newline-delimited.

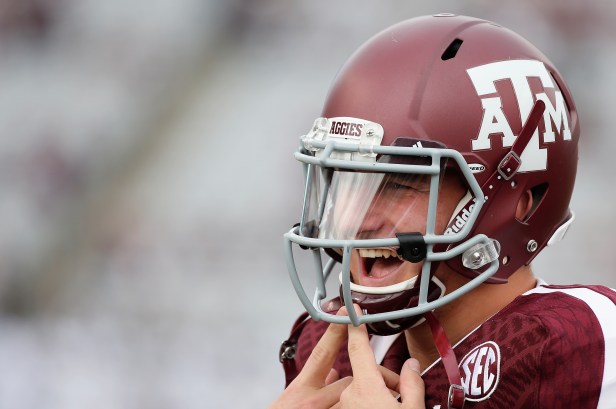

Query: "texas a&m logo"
left=467, top=60, right=571, bottom=173
left=458, top=341, right=501, bottom=402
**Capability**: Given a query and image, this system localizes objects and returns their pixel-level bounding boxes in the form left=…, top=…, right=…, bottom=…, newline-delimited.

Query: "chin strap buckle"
left=279, top=339, right=297, bottom=363
left=497, top=151, right=521, bottom=180
left=448, top=384, right=466, bottom=409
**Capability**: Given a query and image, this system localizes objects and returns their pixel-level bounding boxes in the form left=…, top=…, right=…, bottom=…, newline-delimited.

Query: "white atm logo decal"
left=467, top=60, right=572, bottom=172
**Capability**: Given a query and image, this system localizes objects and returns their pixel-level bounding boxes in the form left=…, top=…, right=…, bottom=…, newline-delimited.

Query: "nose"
left=330, top=192, right=384, bottom=240
left=354, top=197, right=391, bottom=240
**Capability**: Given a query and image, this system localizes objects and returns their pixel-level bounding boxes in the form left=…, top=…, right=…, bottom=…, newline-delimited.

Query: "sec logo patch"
left=458, top=341, right=501, bottom=401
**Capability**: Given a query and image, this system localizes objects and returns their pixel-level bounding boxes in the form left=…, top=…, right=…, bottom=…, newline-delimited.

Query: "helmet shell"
left=320, top=14, right=579, bottom=281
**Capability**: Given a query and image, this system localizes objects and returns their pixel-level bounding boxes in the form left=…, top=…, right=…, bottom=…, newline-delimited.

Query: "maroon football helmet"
left=284, top=14, right=579, bottom=335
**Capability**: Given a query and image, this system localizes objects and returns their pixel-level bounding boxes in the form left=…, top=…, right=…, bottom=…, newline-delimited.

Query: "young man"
left=272, top=14, right=616, bottom=408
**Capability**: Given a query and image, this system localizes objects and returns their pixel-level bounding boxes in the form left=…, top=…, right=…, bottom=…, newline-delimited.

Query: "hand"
left=269, top=311, right=353, bottom=409
left=334, top=306, right=426, bottom=409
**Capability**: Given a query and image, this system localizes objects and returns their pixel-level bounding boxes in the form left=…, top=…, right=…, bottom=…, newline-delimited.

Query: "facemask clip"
left=396, top=232, right=427, bottom=263
left=462, top=239, right=501, bottom=269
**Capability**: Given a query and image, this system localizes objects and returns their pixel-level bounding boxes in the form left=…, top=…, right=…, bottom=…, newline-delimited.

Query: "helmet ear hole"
left=515, top=190, right=533, bottom=222
left=517, top=183, right=549, bottom=223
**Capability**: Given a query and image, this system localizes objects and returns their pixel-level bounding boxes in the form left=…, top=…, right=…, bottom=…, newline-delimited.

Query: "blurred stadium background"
left=0, top=0, right=614, bottom=408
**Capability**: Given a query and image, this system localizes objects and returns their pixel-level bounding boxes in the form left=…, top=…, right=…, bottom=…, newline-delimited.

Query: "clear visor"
left=299, top=164, right=447, bottom=291
left=304, top=169, right=434, bottom=242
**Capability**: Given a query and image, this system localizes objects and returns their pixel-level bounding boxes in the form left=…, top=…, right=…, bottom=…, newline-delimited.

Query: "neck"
left=404, top=265, right=537, bottom=371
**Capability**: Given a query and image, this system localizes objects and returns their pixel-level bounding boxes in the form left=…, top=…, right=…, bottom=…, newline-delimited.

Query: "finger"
left=346, top=305, right=381, bottom=382
left=399, top=358, right=425, bottom=408
left=378, top=365, right=401, bottom=392
left=325, top=368, right=340, bottom=385
left=296, top=313, right=348, bottom=386
left=316, top=376, right=353, bottom=408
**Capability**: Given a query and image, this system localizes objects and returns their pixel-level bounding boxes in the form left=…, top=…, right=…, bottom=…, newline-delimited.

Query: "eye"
left=389, top=181, right=416, bottom=191
left=383, top=175, right=430, bottom=193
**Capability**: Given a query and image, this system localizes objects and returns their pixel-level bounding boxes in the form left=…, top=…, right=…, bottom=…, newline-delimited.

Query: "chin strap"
left=425, top=312, right=465, bottom=409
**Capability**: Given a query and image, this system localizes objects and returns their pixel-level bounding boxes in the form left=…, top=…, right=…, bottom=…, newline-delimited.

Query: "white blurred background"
left=0, top=1, right=614, bottom=408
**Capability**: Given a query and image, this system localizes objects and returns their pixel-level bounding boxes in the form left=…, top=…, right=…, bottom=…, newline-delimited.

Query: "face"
left=347, top=170, right=467, bottom=288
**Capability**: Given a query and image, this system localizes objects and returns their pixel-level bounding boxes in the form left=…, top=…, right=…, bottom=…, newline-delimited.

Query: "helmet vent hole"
left=441, top=38, right=463, bottom=60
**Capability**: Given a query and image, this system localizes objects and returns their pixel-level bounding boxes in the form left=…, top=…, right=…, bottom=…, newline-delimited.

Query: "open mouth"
left=358, top=248, right=406, bottom=284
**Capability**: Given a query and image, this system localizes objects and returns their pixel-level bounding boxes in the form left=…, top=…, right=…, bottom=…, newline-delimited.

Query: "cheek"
left=434, top=191, right=467, bottom=233
left=384, top=197, right=431, bottom=233
left=350, top=251, right=359, bottom=267
left=435, top=206, right=453, bottom=233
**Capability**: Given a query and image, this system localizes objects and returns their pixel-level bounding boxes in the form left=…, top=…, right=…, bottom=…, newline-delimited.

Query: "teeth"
left=359, top=248, right=400, bottom=259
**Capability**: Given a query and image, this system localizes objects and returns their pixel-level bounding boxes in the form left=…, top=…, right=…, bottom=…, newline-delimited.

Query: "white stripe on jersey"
left=525, top=286, right=616, bottom=409
left=370, top=333, right=401, bottom=365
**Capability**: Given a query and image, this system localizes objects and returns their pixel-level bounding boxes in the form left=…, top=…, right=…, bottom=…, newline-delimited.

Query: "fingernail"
left=407, top=358, right=421, bottom=374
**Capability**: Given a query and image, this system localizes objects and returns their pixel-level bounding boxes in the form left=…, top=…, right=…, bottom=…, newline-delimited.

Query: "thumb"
left=399, top=358, right=426, bottom=408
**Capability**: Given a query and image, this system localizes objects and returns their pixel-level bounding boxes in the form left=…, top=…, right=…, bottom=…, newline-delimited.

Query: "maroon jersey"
left=280, top=284, right=616, bottom=408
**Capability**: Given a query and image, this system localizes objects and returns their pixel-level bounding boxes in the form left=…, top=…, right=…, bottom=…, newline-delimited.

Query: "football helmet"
left=283, top=14, right=579, bottom=335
